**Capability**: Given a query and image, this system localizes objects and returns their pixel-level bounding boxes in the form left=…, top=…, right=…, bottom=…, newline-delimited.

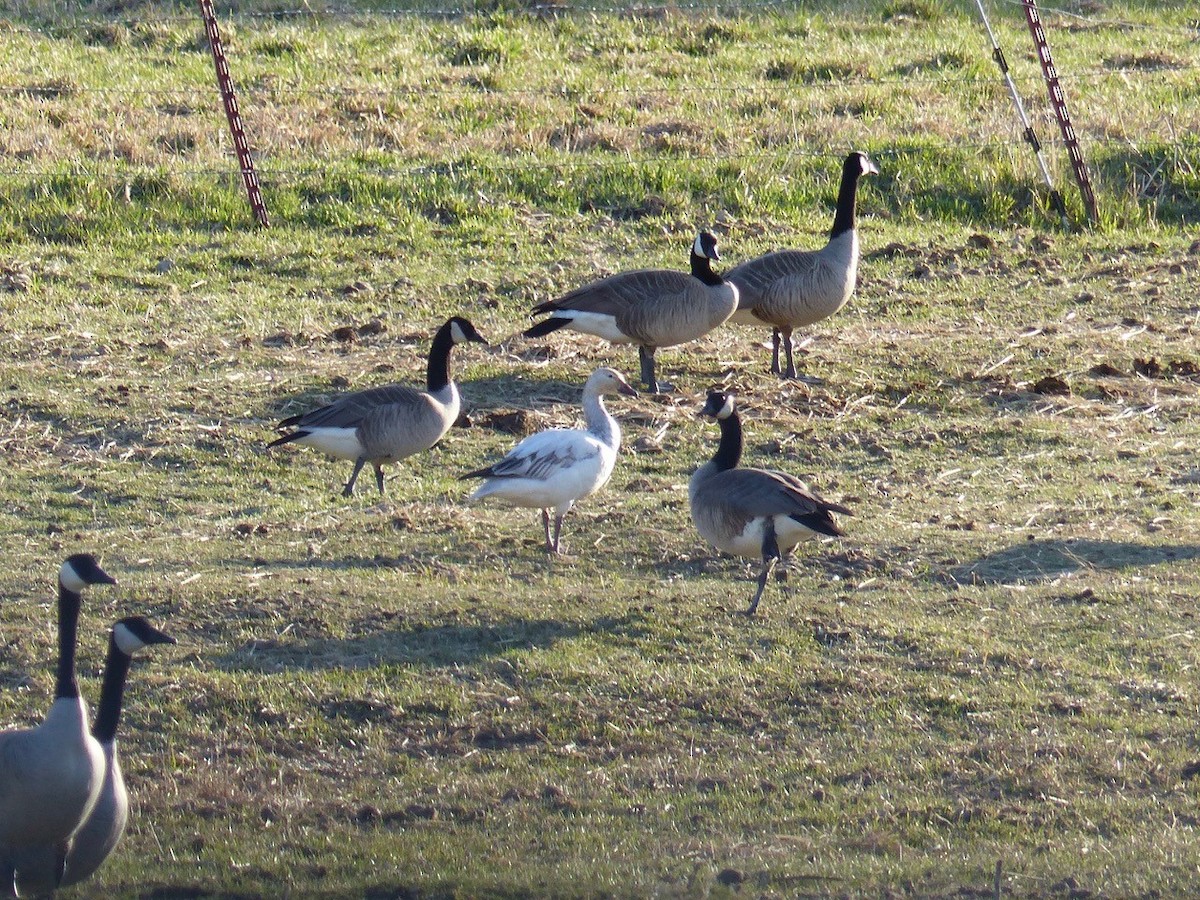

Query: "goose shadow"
left=950, top=538, right=1200, bottom=586
left=216, top=609, right=656, bottom=674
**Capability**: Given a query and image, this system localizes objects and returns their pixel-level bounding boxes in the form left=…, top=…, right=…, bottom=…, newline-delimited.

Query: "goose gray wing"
left=283, top=384, right=426, bottom=430
left=727, top=250, right=821, bottom=310
left=703, top=467, right=848, bottom=536
left=534, top=269, right=695, bottom=317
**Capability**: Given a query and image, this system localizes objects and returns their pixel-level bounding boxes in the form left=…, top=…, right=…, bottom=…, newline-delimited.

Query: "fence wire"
left=0, top=0, right=1194, bottom=202
left=3, top=0, right=1199, bottom=34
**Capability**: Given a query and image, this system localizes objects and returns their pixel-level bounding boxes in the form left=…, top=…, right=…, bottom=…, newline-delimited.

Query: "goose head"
left=692, top=231, right=721, bottom=263
left=587, top=367, right=639, bottom=399
left=845, top=151, right=880, bottom=180
left=112, top=616, right=177, bottom=656
left=59, top=554, right=117, bottom=594
left=698, top=390, right=737, bottom=420
left=447, top=316, right=489, bottom=346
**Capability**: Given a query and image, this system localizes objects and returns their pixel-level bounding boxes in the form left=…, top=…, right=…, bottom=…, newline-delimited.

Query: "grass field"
left=2, top=0, right=1200, bottom=897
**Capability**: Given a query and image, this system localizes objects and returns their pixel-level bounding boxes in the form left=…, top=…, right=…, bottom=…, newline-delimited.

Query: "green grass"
left=2, top=1, right=1200, bottom=897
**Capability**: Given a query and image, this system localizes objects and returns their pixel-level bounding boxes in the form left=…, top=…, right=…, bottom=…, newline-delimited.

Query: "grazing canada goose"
left=461, top=367, right=638, bottom=554
left=17, top=617, right=176, bottom=895
left=524, top=232, right=739, bottom=394
left=268, top=316, right=488, bottom=497
left=727, top=151, right=879, bottom=379
left=690, top=392, right=850, bottom=615
left=0, top=555, right=113, bottom=896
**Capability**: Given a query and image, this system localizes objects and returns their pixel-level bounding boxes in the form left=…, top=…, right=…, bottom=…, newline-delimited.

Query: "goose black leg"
left=638, top=345, right=662, bottom=393
left=343, top=458, right=368, bottom=497
left=54, top=839, right=69, bottom=887
left=746, top=520, right=781, bottom=616
left=373, top=463, right=386, bottom=495
left=770, top=329, right=782, bottom=376
left=782, top=329, right=797, bottom=380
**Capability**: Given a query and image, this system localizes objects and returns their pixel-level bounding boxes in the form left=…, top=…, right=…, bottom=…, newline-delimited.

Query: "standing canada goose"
left=16, top=617, right=176, bottom=895
left=461, top=367, right=638, bottom=554
left=727, top=151, right=879, bottom=379
left=524, top=232, right=739, bottom=394
left=268, top=316, right=488, bottom=497
left=0, top=555, right=113, bottom=896
left=689, top=392, right=850, bottom=615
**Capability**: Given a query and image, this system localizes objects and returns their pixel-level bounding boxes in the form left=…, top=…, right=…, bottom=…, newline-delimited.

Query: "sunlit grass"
left=1, top=2, right=1200, bottom=898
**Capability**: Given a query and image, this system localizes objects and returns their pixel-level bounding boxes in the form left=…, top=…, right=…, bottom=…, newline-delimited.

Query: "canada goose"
left=689, top=392, right=850, bottom=615
left=461, top=367, right=638, bottom=554
left=727, top=151, right=879, bottom=379
left=524, top=232, right=739, bottom=394
left=16, top=617, right=176, bottom=895
left=268, top=316, right=488, bottom=497
left=0, top=555, right=113, bottom=896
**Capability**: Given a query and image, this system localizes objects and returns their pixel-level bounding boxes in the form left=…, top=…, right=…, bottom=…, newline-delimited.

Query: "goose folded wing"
left=728, top=250, right=820, bottom=307
left=714, top=468, right=849, bottom=525
left=483, top=431, right=600, bottom=481
left=290, top=384, right=426, bottom=429
left=535, top=269, right=693, bottom=316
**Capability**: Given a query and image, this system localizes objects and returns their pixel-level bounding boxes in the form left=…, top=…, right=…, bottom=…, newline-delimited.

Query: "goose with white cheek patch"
left=689, top=392, right=850, bottom=615
left=727, top=151, right=879, bottom=380
left=268, top=316, right=488, bottom=497
left=524, top=232, right=738, bottom=394
left=16, top=617, right=176, bottom=895
left=0, top=554, right=114, bottom=897
left=461, top=367, right=638, bottom=555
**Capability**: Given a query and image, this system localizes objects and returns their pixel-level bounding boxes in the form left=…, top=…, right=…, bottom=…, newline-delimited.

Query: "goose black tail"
left=790, top=509, right=846, bottom=538
left=523, top=317, right=570, bottom=339
left=267, top=430, right=307, bottom=449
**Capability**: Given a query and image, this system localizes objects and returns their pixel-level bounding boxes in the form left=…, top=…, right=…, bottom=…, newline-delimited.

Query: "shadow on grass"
left=216, top=608, right=656, bottom=674
left=951, top=538, right=1200, bottom=585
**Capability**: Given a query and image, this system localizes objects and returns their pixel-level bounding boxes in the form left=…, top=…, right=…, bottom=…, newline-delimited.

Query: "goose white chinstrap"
left=461, top=367, right=638, bottom=554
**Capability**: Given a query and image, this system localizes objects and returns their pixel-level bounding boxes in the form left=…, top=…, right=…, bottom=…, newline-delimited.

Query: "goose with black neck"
left=269, top=316, right=488, bottom=497
left=728, top=151, right=879, bottom=380
left=689, top=392, right=851, bottom=615
left=17, top=616, right=176, bottom=894
left=0, top=554, right=114, bottom=896
left=524, top=231, right=739, bottom=394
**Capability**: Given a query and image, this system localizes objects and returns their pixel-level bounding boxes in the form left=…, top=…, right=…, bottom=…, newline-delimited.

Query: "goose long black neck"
left=54, top=582, right=83, bottom=700
left=830, top=158, right=864, bottom=240
left=711, top=410, right=744, bottom=473
left=91, top=633, right=132, bottom=743
left=690, top=251, right=725, bottom=287
left=426, top=322, right=456, bottom=393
